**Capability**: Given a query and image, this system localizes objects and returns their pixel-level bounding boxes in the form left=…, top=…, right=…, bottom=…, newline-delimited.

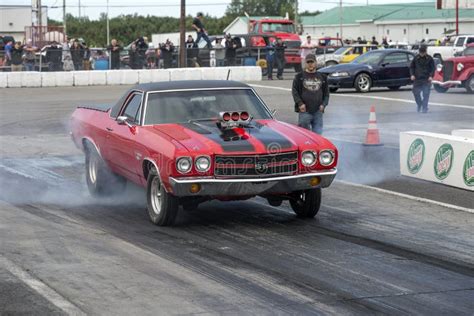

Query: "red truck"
left=250, top=18, right=303, bottom=72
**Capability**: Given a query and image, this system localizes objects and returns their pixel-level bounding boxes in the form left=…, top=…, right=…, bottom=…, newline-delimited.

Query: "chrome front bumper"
left=169, top=169, right=337, bottom=197
left=432, top=80, right=462, bottom=87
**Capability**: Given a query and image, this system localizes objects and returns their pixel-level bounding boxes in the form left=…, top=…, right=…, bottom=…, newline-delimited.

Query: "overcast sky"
left=2, top=0, right=432, bottom=21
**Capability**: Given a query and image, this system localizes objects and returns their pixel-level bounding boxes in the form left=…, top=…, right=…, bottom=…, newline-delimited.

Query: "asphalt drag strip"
left=0, top=154, right=473, bottom=314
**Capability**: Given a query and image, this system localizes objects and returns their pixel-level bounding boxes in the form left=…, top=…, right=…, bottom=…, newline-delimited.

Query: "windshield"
left=144, top=89, right=271, bottom=125
left=352, top=51, right=384, bottom=65
left=261, top=23, right=295, bottom=33
left=334, top=47, right=348, bottom=55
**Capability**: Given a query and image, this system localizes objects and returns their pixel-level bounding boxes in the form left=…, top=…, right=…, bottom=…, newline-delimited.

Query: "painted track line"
left=336, top=180, right=474, bottom=214
left=0, top=255, right=86, bottom=315
left=250, top=84, right=473, bottom=110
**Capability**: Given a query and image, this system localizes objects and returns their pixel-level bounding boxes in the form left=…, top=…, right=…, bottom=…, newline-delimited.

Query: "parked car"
left=433, top=44, right=474, bottom=93
left=316, top=44, right=379, bottom=68
left=70, top=81, right=338, bottom=226
left=319, top=49, right=415, bottom=92
left=428, top=34, right=474, bottom=61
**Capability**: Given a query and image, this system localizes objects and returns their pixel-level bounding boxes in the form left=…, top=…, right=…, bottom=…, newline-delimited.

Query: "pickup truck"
left=428, top=35, right=474, bottom=61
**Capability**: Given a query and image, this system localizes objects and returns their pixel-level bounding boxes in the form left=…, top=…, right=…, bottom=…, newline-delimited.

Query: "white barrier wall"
left=452, top=129, right=474, bottom=139
left=1, top=67, right=262, bottom=88
left=400, top=131, right=474, bottom=191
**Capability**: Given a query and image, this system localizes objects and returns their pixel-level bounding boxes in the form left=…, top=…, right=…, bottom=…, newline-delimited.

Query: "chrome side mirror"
left=117, top=116, right=133, bottom=128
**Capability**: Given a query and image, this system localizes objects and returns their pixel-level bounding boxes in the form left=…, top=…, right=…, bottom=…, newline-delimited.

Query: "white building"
left=1, top=5, right=48, bottom=42
left=301, top=2, right=474, bottom=43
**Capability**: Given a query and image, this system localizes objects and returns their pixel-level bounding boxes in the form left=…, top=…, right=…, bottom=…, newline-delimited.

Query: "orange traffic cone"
left=363, top=106, right=383, bottom=146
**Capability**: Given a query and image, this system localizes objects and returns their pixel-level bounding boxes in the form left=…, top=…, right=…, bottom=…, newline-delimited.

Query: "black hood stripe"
left=179, top=123, right=255, bottom=152
left=251, top=122, right=294, bottom=151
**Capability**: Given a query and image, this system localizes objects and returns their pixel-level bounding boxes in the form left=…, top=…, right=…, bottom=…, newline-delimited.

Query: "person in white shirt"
left=300, top=35, right=314, bottom=70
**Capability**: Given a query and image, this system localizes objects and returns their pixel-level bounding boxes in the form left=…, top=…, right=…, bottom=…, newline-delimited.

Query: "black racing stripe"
left=179, top=123, right=255, bottom=152
left=250, top=123, right=294, bottom=151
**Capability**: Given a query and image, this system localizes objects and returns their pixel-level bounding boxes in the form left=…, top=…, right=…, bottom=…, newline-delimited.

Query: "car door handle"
left=106, top=127, right=113, bottom=131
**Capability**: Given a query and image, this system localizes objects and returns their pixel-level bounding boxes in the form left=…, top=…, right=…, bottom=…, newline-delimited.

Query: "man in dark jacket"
left=107, top=39, right=122, bottom=70
left=46, top=41, right=63, bottom=72
left=292, top=54, right=330, bottom=134
left=192, top=12, right=212, bottom=49
left=410, top=45, right=435, bottom=113
left=70, top=39, right=84, bottom=70
left=274, top=37, right=286, bottom=80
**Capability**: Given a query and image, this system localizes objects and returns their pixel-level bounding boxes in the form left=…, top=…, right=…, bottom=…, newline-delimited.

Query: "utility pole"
left=78, top=0, right=81, bottom=18
left=179, top=0, right=186, bottom=68
left=339, top=0, right=343, bottom=41
left=63, top=0, right=67, bottom=36
left=107, top=0, right=110, bottom=45
left=455, top=0, right=459, bottom=35
left=38, top=0, right=42, bottom=28
left=294, top=0, right=298, bottom=24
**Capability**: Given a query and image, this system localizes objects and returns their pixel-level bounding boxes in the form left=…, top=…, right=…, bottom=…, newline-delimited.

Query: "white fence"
left=400, top=131, right=474, bottom=191
left=0, top=66, right=262, bottom=88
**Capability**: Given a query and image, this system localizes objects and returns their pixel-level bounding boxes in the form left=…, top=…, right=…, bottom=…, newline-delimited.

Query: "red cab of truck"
left=250, top=18, right=303, bottom=71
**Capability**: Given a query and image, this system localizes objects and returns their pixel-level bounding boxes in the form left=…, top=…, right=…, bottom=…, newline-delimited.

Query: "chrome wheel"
left=357, top=75, right=371, bottom=92
left=88, top=154, right=98, bottom=184
left=150, top=176, right=162, bottom=215
left=468, top=76, right=474, bottom=93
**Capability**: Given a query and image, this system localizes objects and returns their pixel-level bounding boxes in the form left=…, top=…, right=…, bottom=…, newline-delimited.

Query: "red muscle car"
left=70, top=81, right=338, bottom=226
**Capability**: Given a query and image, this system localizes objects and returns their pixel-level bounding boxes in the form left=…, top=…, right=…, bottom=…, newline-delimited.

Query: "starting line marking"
left=0, top=255, right=85, bottom=315
left=250, top=84, right=474, bottom=110
left=336, top=180, right=474, bottom=214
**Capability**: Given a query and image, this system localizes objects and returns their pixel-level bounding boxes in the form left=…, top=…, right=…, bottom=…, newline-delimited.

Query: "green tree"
left=226, top=0, right=296, bottom=19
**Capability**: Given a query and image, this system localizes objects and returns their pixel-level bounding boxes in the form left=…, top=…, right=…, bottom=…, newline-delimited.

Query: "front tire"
left=146, top=168, right=179, bottom=226
left=465, top=75, right=474, bottom=94
left=290, top=188, right=322, bottom=218
left=433, top=84, right=449, bottom=93
left=85, top=145, right=126, bottom=197
left=354, top=73, right=372, bottom=92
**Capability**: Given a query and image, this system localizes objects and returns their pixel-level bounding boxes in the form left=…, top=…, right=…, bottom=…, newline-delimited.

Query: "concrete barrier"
left=400, top=131, right=474, bottom=191
left=0, top=73, right=8, bottom=88
left=41, top=72, right=56, bottom=87
left=56, top=72, right=74, bottom=87
left=89, top=71, right=107, bottom=85
left=452, top=129, right=474, bottom=139
left=20, top=72, right=42, bottom=88
left=6, top=72, right=22, bottom=88
left=1, top=67, right=261, bottom=88
left=73, top=71, right=90, bottom=86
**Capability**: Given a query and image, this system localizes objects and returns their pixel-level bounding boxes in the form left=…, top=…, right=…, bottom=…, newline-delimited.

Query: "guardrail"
left=400, top=131, right=474, bottom=191
left=0, top=66, right=262, bottom=88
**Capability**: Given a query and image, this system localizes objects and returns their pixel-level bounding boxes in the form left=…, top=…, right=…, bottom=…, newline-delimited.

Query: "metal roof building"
left=301, top=2, right=474, bottom=43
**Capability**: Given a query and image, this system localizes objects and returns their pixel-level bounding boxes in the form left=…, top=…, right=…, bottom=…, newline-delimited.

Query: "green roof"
left=301, top=2, right=474, bottom=26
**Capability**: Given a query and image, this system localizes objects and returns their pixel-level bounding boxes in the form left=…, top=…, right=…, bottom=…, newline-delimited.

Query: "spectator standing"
left=107, top=39, right=122, bottom=70
left=192, top=12, right=212, bottom=49
left=63, top=55, right=74, bottom=71
left=185, top=35, right=195, bottom=48
left=371, top=36, right=379, bottom=45
left=11, top=42, right=24, bottom=72
left=265, top=40, right=275, bottom=80
left=161, top=40, right=174, bottom=69
left=82, top=42, right=91, bottom=70
left=300, top=35, right=314, bottom=70
left=23, top=39, right=37, bottom=71
left=292, top=54, right=330, bottom=134
left=274, top=38, right=286, bottom=80
left=214, top=38, right=225, bottom=67
left=4, top=40, right=13, bottom=66
left=136, top=37, right=149, bottom=69
left=46, top=41, right=63, bottom=71
left=224, top=34, right=237, bottom=66
left=410, top=45, right=435, bottom=113
left=70, top=39, right=84, bottom=70
left=382, top=37, right=389, bottom=48
left=128, top=43, right=139, bottom=69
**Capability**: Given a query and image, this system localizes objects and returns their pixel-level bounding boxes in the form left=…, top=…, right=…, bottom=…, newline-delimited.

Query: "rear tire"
left=146, top=167, right=179, bottom=226
left=465, top=75, right=474, bottom=94
left=85, top=145, right=126, bottom=197
left=433, top=84, right=449, bottom=93
left=354, top=73, right=372, bottom=92
left=290, top=188, right=322, bottom=218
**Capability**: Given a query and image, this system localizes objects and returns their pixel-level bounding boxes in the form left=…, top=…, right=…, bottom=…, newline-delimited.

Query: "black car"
left=319, top=49, right=416, bottom=92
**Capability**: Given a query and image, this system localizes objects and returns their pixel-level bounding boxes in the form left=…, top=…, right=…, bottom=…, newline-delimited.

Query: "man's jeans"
left=298, top=112, right=323, bottom=134
left=274, top=57, right=285, bottom=77
left=194, top=32, right=212, bottom=49
left=24, top=62, right=35, bottom=71
left=412, top=82, right=431, bottom=112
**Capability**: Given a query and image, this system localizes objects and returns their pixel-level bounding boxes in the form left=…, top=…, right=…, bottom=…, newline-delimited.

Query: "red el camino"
left=70, top=81, right=338, bottom=226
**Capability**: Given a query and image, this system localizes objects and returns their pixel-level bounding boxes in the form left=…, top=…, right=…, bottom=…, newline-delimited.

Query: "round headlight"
left=176, top=157, right=192, bottom=173
left=319, top=150, right=334, bottom=166
left=301, top=151, right=317, bottom=167
left=195, top=156, right=211, bottom=172
left=457, top=63, right=464, bottom=72
left=436, top=64, right=443, bottom=72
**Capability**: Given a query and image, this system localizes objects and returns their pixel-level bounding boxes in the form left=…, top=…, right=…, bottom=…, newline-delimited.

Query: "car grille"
left=443, top=61, right=454, bottom=81
left=214, top=151, right=298, bottom=178
left=284, top=40, right=301, bottom=49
